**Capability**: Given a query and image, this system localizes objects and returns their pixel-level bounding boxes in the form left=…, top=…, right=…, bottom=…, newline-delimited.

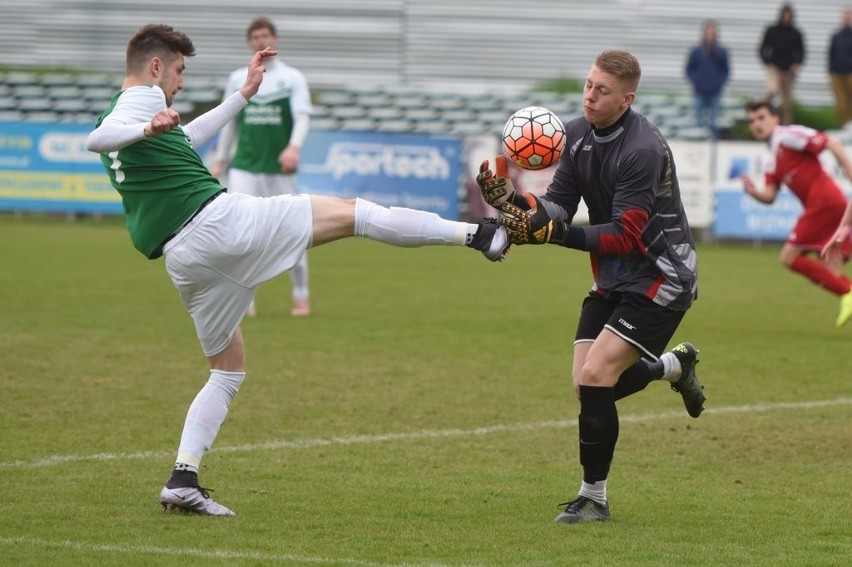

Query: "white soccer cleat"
left=485, top=224, right=511, bottom=262
left=159, top=485, right=236, bottom=516
left=469, top=218, right=510, bottom=262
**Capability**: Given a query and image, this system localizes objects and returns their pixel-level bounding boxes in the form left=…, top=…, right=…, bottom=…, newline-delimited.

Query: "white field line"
left=1, top=397, right=850, bottom=470
left=0, top=536, right=461, bottom=567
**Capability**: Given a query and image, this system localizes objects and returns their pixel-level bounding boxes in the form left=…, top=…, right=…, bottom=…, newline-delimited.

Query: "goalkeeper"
left=478, top=50, right=704, bottom=525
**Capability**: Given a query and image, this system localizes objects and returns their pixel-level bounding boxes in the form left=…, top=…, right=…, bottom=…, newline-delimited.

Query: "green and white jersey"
left=95, top=86, right=224, bottom=259
left=223, top=59, right=313, bottom=174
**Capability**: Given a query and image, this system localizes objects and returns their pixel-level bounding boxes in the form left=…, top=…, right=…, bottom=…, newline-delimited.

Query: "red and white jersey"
left=762, top=125, right=844, bottom=208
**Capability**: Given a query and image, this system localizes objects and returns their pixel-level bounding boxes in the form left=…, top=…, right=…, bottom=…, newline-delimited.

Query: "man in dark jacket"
left=829, top=9, right=852, bottom=125
left=759, top=3, right=805, bottom=125
left=685, top=21, right=730, bottom=138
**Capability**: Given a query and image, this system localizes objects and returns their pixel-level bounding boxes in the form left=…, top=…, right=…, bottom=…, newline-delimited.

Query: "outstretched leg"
left=308, top=195, right=509, bottom=261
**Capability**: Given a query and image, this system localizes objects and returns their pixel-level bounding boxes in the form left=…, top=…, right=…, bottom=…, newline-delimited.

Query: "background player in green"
left=213, top=16, right=314, bottom=317
left=86, top=23, right=509, bottom=516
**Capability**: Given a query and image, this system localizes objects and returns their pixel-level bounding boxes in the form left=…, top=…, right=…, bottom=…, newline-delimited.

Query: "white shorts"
left=163, top=192, right=313, bottom=356
left=228, top=167, right=297, bottom=197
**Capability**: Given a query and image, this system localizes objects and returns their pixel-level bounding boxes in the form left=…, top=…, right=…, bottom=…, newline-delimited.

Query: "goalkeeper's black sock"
left=578, top=385, right=619, bottom=483
left=613, top=359, right=656, bottom=401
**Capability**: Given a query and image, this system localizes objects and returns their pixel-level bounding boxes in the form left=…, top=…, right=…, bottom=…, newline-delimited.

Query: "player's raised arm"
left=182, top=47, right=278, bottom=148
left=239, top=47, right=277, bottom=101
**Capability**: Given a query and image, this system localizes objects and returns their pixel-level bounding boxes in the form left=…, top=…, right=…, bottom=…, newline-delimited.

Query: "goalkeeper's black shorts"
left=575, top=291, right=686, bottom=361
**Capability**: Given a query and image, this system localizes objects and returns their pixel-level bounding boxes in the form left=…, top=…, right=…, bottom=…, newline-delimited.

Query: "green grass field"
left=1, top=217, right=850, bottom=566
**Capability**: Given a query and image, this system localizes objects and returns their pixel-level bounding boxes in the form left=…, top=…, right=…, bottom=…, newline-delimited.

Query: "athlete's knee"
left=208, top=329, right=246, bottom=372
left=576, top=362, right=612, bottom=387
left=779, top=247, right=800, bottom=267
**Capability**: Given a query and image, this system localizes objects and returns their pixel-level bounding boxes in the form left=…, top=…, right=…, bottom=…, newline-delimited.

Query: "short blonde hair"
left=594, top=50, right=641, bottom=92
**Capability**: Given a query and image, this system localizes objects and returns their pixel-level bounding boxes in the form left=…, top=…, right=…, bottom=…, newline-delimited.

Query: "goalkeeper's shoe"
left=159, top=485, right=235, bottom=516
left=554, top=496, right=611, bottom=524
left=669, top=342, right=705, bottom=418
left=836, top=290, right=852, bottom=327
left=468, top=218, right=510, bottom=262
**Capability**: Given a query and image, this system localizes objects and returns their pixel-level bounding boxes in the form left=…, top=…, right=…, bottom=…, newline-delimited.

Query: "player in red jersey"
left=742, top=99, right=852, bottom=327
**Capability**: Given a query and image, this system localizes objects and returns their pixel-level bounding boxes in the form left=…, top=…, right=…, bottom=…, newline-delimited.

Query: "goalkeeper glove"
left=499, top=194, right=568, bottom=245
left=476, top=155, right=517, bottom=208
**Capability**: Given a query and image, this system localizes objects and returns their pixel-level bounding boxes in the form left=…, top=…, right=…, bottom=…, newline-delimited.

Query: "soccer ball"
left=502, top=106, right=566, bottom=170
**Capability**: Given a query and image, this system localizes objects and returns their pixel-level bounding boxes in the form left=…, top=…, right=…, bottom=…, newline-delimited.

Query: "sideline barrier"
left=0, top=123, right=462, bottom=220
left=0, top=122, right=118, bottom=213
left=3, top=120, right=849, bottom=241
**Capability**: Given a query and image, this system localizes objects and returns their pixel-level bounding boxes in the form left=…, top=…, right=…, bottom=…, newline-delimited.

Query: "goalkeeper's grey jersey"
left=544, top=108, right=697, bottom=310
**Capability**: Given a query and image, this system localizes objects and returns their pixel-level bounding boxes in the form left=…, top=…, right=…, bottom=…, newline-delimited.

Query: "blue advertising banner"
left=714, top=191, right=802, bottom=240
left=298, top=130, right=462, bottom=218
left=0, top=121, right=121, bottom=213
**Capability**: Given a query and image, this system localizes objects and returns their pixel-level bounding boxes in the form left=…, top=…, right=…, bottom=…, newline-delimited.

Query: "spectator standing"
left=829, top=9, right=852, bottom=126
left=213, top=17, right=314, bottom=318
left=685, top=20, right=730, bottom=138
left=759, top=4, right=805, bottom=125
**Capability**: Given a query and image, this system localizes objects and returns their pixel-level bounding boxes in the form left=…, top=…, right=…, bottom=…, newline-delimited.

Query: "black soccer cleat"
left=669, top=342, right=706, bottom=418
left=554, top=496, right=611, bottom=524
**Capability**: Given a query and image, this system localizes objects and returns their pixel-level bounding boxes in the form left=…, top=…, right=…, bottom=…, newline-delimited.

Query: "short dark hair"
left=745, top=99, right=779, bottom=116
left=126, top=24, right=195, bottom=74
left=247, top=16, right=276, bottom=39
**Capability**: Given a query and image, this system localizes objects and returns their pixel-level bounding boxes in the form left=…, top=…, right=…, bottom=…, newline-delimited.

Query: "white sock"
left=290, top=253, right=309, bottom=301
left=354, top=198, right=472, bottom=247
left=660, top=352, right=682, bottom=383
left=578, top=480, right=608, bottom=505
left=175, top=370, right=245, bottom=468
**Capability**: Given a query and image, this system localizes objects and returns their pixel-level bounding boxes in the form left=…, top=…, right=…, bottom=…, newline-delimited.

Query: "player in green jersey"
left=87, top=23, right=509, bottom=516
left=213, top=17, right=314, bottom=318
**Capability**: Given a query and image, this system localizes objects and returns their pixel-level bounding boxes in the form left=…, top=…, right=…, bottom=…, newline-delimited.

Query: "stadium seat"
left=357, top=93, right=392, bottom=108
left=0, top=110, right=24, bottom=121
left=52, top=98, right=88, bottom=113
left=441, top=108, right=477, bottom=123
left=75, top=74, right=117, bottom=88
left=404, top=107, right=439, bottom=122
left=0, top=96, right=17, bottom=110
left=17, top=98, right=53, bottom=112
left=14, top=85, right=47, bottom=99
left=391, top=94, right=428, bottom=110
left=316, top=90, right=355, bottom=106
left=310, top=116, right=341, bottom=130
left=331, top=106, right=368, bottom=119
left=367, top=106, right=404, bottom=120
left=48, top=85, right=83, bottom=100
left=376, top=119, right=413, bottom=133
left=339, top=118, right=377, bottom=131
left=676, top=126, right=713, bottom=141
left=412, top=120, right=450, bottom=135
left=428, top=96, right=465, bottom=110
left=4, top=71, right=38, bottom=86
left=24, top=111, right=60, bottom=122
